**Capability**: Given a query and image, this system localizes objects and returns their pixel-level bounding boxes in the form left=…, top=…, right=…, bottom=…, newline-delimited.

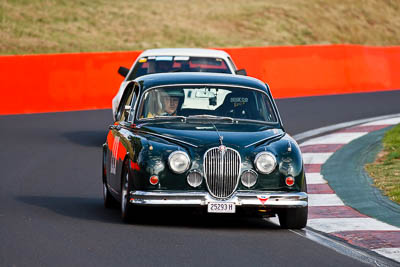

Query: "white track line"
left=362, top=118, right=400, bottom=126
left=293, top=113, right=400, bottom=142
left=306, top=173, right=328, bottom=184
left=308, top=194, right=344, bottom=206
left=372, top=248, right=400, bottom=262
left=302, top=153, right=333, bottom=164
left=307, top=218, right=399, bottom=233
left=300, top=132, right=367, bottom=146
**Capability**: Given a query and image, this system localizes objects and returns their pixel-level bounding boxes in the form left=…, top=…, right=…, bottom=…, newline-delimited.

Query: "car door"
left=107, top=82, right=137, bottom=193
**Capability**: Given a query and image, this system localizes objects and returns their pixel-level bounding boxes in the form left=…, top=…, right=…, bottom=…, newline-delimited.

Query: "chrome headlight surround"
left=187, top=170, right=203, bottom=187
left=254, top=152, right=277, bottom=174
left=168, top=151, right=190, bottom=174
left=241, top=170, right=258, bottom=188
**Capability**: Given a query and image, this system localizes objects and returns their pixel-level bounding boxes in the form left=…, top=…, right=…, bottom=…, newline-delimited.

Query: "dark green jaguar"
left=103, top=72, right=307, bottom=229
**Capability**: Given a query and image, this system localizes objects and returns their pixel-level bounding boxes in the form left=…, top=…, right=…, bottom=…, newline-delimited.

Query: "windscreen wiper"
left=187, top=114, right=234, bottom=123
left=234, top=118, right=277, bottom=125
left=141, top=115, right=186, bottom=122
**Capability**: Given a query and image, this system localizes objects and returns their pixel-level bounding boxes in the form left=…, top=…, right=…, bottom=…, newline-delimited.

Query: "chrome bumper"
left=129, top=190, right=308, bottom=208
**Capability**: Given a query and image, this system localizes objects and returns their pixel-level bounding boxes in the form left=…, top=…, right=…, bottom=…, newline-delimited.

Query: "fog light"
left=285, top=176, right=295, bottom=186
left=241, top=170, right=258, bottom=188
left=187, top=171, right=202, bottom=187
left=150, top=175, right=159, bottom=185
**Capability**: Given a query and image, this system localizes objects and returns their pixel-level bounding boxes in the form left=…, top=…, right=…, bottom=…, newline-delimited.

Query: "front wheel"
left=278, top=207, right=308, bottom=229
left=121, top=161, right=134, bottom=222
left=278, top=175, right=308, bottom=229
left=103, top=181, right=118, bottom=208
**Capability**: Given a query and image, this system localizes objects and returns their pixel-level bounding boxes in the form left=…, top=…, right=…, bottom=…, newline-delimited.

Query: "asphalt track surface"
left=1, top=90, right=400, bottom=267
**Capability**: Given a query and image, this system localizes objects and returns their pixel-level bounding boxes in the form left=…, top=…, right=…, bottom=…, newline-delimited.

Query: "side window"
left=116, top=83, right=134, bottom=121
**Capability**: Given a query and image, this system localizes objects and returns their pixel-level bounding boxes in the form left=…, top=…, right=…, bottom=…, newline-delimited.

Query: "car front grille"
left=203, top=146, right=241, bottom=199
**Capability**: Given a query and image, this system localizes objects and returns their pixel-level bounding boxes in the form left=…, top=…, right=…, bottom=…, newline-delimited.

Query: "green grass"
left=365, top=124, right=400, bottom=204
left=1, top=0, right=400, bottom=55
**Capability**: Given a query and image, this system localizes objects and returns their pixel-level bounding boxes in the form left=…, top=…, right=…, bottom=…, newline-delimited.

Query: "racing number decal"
left=110, top=136, right=120, bottom=175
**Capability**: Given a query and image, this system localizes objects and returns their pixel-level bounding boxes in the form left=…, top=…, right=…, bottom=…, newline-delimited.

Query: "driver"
left=155, top=60, right=174, bottom=73
left=160, top=89, right=184, bottom=116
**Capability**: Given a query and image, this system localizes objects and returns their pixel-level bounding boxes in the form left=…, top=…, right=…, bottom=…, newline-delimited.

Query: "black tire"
left=121, top=161, right=135, bottom=222
left=103, top=181, right=118, bottom=208
left=103, top=155, right=118, bottom=208
left=278, top=206, right=308, bottom=229
left=278, top=174, right=308, bottom=229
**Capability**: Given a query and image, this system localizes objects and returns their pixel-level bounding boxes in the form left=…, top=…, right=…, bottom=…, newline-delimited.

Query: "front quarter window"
left=116, top=83, right=134, bottom=121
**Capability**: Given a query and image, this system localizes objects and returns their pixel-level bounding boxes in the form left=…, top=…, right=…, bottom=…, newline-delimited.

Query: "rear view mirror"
left=235, top=69, right=247, bottom=76
left=209, top=96, right=217, bottom=106
left=118, top=66, right=129, bottom=77
left=195, top=90, right=215, bottom=98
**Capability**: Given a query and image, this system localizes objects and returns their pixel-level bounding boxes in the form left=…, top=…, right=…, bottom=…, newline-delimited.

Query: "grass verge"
left=365, top=124, right=400, bottom=204
left=1, top=0, right=400, bottom=55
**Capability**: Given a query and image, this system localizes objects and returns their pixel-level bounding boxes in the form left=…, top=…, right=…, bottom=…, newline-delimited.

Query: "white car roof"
left=138, top=48, right=231, bottom=59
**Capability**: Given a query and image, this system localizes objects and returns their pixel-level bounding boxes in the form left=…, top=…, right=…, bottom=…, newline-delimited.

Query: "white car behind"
left=112, top=48, right=246, bottom=119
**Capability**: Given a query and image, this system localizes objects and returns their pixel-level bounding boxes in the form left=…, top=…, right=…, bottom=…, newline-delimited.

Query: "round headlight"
left=168, top=151, right=190, bottom=174
left=241, top=170, right=258, bottom=188
left=254, top=152, right=277, bottom=174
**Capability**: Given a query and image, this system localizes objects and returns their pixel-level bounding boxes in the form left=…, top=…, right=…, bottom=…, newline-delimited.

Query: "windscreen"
left=127, top=56, right=232, bottom=80
left=137, top=86, right=278, bottom=123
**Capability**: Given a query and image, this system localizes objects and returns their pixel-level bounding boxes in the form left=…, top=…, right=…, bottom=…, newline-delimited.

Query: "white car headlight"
left=254, top=152, right=277, bottom=174
left=168, top=151, right=190, bottom=174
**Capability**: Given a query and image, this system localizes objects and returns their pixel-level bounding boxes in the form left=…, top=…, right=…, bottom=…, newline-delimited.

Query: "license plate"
left=207, top=202, right=236, bottom=213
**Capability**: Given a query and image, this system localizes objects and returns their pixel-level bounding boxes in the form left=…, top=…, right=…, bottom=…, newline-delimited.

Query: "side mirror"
left=123, top=105, right=131, bottom=118
left=235, top=69, right=247, bottom=76
left=118, top=66, right=129, bottom=77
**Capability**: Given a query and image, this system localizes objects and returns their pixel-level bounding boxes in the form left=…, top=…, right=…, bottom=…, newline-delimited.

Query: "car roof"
left=135, top=73, right=268, bottom=92
left=138, top=48, right=231, bottom=59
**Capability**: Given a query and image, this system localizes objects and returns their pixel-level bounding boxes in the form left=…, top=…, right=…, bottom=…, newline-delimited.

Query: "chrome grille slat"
left=204, top=147, right=241, bottom=199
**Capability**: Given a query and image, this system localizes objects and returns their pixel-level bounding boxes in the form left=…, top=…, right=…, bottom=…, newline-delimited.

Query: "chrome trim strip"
left=244, top=133, right=285, bottom=148
left=129, top=190, right=308, bottom=208
left=136, top=130, right=198, bottom=148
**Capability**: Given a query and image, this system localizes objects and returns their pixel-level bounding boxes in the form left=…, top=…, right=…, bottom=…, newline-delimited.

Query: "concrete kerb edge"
left=290, top=228, right=398, bottom=267
left=293, top=113, right=400, bottom=142
left=291, top=113, right=400, bottom=266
